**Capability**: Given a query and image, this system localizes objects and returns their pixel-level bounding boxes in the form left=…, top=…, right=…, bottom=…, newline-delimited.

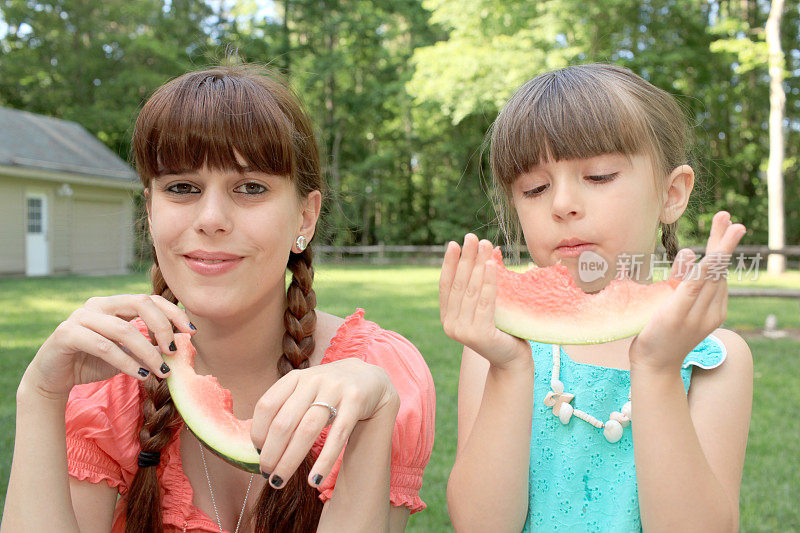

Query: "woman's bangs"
left=135, top=71, right=295, bottom=181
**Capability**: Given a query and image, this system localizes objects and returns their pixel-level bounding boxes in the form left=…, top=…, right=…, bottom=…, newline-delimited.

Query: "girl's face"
left=146, top=154, right=321, bottom=320
left=511, top=153, right=674, bottom=292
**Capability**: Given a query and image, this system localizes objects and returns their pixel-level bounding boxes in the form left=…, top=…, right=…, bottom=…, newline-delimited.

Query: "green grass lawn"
left=1, top=265, right=798, bottom=531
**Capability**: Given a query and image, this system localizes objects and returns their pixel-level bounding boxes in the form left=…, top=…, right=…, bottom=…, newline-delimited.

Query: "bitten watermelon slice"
left=164, top=334, right=261, bottom=473
left=490, top=248, right=680, bottom=344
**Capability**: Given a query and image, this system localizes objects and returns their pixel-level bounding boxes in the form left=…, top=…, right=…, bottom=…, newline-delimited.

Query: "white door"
left=25, top=193, right=50, bottom=276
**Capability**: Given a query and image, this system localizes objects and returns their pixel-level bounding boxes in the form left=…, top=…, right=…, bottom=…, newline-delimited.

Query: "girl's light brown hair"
left=127, top=64, right=324, bottom=532
left=489, top=63, right=693, bottom=261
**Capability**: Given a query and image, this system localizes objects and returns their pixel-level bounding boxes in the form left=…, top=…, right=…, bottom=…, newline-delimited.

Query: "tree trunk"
left=766, top=0, right=786, bottom=274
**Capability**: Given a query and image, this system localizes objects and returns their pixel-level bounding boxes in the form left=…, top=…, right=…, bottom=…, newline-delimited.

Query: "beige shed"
left=0, top=106, right=141, bottom=276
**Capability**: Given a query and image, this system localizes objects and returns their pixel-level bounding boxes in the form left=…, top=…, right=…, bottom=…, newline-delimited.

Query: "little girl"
left=440, top=63, right=753, bottom=532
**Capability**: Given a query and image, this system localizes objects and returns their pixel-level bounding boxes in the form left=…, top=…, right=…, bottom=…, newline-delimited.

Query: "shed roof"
left=0, top=106, right=137, bottom=181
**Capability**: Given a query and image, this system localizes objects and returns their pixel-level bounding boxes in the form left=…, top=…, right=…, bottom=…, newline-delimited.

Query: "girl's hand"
left=250, top=358, right=400, bottom=489
left=21, top=294, right=195, bottom=400
left=439, top=233, right=531, bottom=370
left=629, top=211, right=746, bottom=372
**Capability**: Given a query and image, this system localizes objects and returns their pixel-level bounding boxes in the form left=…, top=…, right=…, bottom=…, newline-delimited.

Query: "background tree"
left=1, top=0, right=797, bottom=251
left=766, top=0, right=787, bottom=274
left=0, top=0, right=217, bottom=156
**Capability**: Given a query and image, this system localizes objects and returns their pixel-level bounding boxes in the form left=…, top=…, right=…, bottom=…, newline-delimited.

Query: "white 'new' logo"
left=578, top=251, right=607, bottom=283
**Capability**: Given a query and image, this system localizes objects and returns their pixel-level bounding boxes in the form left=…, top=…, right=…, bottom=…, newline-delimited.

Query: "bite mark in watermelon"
left=490, top=248, right=680, bottom=344
left=163, top=334, right=261, bottom=474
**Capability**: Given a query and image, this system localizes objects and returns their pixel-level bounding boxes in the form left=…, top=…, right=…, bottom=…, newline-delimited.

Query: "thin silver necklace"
left=197, top=436, right=254, bottom=533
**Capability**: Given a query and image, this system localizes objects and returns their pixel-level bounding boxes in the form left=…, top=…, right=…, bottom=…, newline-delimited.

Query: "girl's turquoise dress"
left=522, top=334, right=728, bottom=532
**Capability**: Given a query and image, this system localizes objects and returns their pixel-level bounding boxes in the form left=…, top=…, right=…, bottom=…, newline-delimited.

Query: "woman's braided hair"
left=125, top=64, right=325, bottom=532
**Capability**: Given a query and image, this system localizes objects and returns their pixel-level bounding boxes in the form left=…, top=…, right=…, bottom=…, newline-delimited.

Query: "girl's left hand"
left=629, top=211, right=746, bottom=372
left=250, top=358, right=400, bottom=489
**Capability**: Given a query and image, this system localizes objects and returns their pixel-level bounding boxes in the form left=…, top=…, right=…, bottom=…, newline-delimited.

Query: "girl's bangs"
left=492, top=70, right=654, bottom=184
left=135, top=70, right=295, bottom=181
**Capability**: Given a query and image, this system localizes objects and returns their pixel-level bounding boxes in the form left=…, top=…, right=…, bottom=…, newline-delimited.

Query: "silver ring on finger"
left=310, top=401, right=337, bottom=425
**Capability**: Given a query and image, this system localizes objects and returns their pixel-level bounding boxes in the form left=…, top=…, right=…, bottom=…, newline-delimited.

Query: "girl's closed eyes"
left=521, top=171, right=620, bottom=198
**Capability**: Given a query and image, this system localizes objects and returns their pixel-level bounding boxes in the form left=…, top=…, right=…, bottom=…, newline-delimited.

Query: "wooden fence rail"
left=315, top=245, right=800, bottom=299
left=728, top=288, right=800, bottom=298
left=315, top=244, right=800, bottom=258
left=684, top=245, right=800, bottom=256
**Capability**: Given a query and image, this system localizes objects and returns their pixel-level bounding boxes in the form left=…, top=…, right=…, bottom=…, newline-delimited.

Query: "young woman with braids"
left=3, top=65, right=435, bottom=533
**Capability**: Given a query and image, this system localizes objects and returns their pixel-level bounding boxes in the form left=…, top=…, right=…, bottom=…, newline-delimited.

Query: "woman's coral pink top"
left=64, top=309, right=435, bottom=532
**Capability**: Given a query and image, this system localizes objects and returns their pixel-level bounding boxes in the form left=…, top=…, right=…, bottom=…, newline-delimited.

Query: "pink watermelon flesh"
left=164, top=334, right=261, bottom=473
left=490, top=248, right=680, bottom=344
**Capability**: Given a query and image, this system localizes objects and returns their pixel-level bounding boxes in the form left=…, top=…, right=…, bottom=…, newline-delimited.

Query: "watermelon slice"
left=164, top=333, right=261, bottom=473
left=490, top=248, right=680, bottom=344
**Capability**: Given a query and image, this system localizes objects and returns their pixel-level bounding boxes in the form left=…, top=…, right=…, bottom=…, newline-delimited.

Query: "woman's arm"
left=3, top=294, right=192, bottom=533
left=251, top=358, right=413, bottom=532
left=447, top=346, right=533, bottom=533
left=632, top=329, right=752, bottom=532
left=2, top=380, right=115, bottom=533
left=316, top=400, right=401, bottom=532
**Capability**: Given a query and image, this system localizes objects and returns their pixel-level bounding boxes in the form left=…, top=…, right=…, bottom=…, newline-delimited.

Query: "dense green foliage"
left=1, top=0, right=797, bottom=247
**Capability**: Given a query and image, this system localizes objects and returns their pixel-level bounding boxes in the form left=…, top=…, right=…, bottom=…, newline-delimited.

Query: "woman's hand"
left=629, top=211, right=746, bottom=372
left=439, top=233, right=531, bottom=370
left=21, top=294, right=195, bottom=400
left=250, top=358, right=399, bottom=489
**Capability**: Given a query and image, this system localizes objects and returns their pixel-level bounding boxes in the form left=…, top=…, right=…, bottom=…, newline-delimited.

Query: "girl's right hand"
left=439, top=234, right=531, bottom=370
left=21, top=294, right=196, bottom=400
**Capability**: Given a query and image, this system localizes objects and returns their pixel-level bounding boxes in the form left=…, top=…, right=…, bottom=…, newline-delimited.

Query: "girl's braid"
left=661, top=222, right=680, bottom=263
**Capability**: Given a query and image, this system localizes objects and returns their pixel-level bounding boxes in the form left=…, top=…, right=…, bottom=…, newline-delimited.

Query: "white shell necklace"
left=544, top=345, right=632, bottom=443
left=197, top=437, right=254, bottom=533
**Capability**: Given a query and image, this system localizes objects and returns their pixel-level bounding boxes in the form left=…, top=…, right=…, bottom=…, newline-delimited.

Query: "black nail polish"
left=160, top=363, right=170, bottom=374
left=138, top=368, right=149, bottom=377
left=312, top=474, right=322, bottom=485
left=189, top=322, right=196, bottom=331
left=256, top=448, right=262, bottom=454
left=261, top=471, right=270, bottom=479
left=169, top=341, right=176, bottom=352
left=271, top=475, right=283, bottom=488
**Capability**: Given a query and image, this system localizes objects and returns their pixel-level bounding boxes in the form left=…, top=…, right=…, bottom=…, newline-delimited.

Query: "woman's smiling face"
left=146, top=154, right=321, bottom=320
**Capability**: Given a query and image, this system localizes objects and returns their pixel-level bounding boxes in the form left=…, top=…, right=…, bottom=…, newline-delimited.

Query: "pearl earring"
left=295, top=235, right=308, bottom=252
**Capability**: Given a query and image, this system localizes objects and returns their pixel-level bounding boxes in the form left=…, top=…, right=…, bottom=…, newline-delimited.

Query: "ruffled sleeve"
left=679, top=333, right=728, bottom=392
left=314, top=309, right=436, bottom=514
left=65, top=317, right=155, bottom=492
left=682, top=333, right=727, bottom=369
left=65, top=373, right=144, bottom=493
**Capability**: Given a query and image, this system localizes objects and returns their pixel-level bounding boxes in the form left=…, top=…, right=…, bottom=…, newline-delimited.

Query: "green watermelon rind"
left=186, top=425, right=261, bottom=475
left=494, top=304, right=650, bottom=345
left=164, top=338, right=262, bottom=475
